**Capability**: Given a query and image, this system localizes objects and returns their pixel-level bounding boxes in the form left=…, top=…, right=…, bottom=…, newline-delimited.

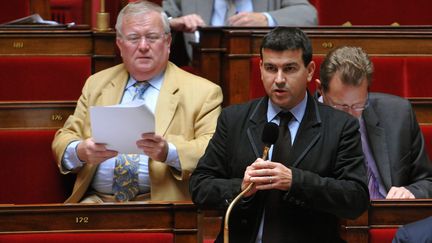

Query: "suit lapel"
left=247, top=97, right=269, bottom=159
left=252, top=0, right=267, bottom=12
left=99, top=67, right=129, bottom=105
left=291, top=95, right=322, bottom=167
left=155, top=63, right=179, bottom=136
left=363, top=106, right=392, bottom=188
left=196, top=0, right=214, bottom=24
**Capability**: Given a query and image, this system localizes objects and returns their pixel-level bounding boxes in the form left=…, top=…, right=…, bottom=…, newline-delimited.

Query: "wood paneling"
left=194, top=26, right=432, bottom=110
left=0, top=202, right=198, bottom=243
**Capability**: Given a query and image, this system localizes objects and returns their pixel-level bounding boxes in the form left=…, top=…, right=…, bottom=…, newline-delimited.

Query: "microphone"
left=224, top=122, right=279, bottom=243
left=260, top=122, right=279, bottom=161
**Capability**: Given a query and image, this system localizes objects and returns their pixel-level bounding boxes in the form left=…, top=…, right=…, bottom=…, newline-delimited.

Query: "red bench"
left=249, top=56, right=432, bottom=99
left=0, top=56, right=90, bottom=101
left=0, top=129, right=74, bottom=204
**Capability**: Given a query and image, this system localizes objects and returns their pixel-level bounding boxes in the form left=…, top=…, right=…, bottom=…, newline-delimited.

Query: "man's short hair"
left=319, top=46, right=374, bottom=92
left=260, top=27, right=313, bottom=67
left=115, top=0, right=171, bottom=38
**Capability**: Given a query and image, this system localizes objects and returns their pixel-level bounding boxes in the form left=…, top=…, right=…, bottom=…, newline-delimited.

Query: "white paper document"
left=90, top=100, right=155, bottom=154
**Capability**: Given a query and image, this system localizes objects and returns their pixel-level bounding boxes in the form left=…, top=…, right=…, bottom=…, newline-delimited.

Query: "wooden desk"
left=0, top=202, right=198, bottom=243
left=341, top=199, right=432, bottom=243
left=0, top=27, right=118, bottom=129
left=0, top=101, right=75, bottom=129
left=201, top=200, right=432, bottom=243
left=194, top=26, right=432, bottom=108
left=0, top=27, right=117, bottom=74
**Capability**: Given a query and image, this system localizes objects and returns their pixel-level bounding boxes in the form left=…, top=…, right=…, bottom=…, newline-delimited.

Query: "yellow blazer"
left=52, top=62, right=222, bottom=203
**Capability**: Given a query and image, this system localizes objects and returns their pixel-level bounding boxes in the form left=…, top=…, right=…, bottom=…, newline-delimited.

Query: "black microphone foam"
left=262, top=122, right=279, bottom=146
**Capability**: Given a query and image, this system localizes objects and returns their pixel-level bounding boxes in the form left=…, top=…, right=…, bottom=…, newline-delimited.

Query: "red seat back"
left=0, top=130, right=74, bottom=204
left=0, top=232, right=173, bottom=243
left=421, top=124, right=432, bottom=160
left=312, top=0, right=432, bottom=25
left=369, top=228, right=398, bottom=243
left=0, top=56, right=90, bottom=101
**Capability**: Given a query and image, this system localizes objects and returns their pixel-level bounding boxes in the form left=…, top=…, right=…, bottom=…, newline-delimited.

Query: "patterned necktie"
left=262, top=111, right=293, bottom=242
left=113, top=154, right=140, bottom=202
left=112, top=81, right=149, bottom=202
left=132, top=81, right=150, bottom=100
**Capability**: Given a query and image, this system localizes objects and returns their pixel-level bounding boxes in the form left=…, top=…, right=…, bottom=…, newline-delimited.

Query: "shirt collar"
left=267, top=92, right=308, bottom=123
left=125, top=70, right=164, bottom=91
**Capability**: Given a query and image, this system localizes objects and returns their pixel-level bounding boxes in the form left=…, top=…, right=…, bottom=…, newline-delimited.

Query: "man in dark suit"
left=163, top=0, right=317, bottom=60
left=392, top=216, right=432, bottom=243
left=189, top=27, right=369, bottom=243
left=316, top=46, right=432, bottom=199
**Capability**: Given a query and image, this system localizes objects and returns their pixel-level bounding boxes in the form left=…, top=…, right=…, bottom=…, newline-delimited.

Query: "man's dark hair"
left=260, top=27, right=313, bottom=67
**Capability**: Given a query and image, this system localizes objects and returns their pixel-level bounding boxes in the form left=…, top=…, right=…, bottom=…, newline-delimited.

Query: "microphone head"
left=262, top=122, right=279, bottom=146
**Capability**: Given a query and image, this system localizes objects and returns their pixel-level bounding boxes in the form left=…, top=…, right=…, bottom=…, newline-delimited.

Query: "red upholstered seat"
left=406, top=57, right=432, bottom=97
left=0, top=0, right=29, bottom=24
left=51, top=0, right=85, bottom=24
left=0, top=56, right=90, bottom=101
left=249, top=56, right=432, bottom=99
left=421, top=124, right=432, bottom=159
left=0, top=129, right=74, bottom=204
left=0, top=232, right=173, bottom=242
left=369, top=228, right=398, bottom=243
left=369, top=57, right=405, bottom=97
left=312, top=0, right=432, bottom=25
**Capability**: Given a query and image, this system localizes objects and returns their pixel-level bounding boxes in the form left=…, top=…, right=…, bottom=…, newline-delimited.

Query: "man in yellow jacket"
left=52, top=0, right=222, bottom=203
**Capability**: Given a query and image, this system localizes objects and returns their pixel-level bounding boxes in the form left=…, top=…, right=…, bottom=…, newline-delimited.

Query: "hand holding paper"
left=90, top=101, right=155, bottom=154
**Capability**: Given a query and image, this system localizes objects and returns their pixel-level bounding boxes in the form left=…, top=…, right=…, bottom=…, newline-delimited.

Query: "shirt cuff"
left=165, top=142, right=181, bottom=171
left=263, top=12, right=277, bottom=26
left=62, top=140, right=85, bottom=171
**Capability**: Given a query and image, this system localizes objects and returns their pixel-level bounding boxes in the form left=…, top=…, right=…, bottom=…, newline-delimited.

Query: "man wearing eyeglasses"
left=52, top=1, right=222, bottom=203
left=316, top=46, right=432, bottom=199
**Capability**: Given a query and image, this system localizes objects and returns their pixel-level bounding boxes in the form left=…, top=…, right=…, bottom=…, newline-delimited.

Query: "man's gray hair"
left=115, top=0, right=170, bottom=38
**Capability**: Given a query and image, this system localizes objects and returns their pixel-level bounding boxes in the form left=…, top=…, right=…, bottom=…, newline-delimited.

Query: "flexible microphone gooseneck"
left=224, top=122, right=279, bottom=243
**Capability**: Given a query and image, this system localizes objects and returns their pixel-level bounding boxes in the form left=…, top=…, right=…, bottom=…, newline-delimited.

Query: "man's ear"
left=315, top=79, right=323, bottom=95
left=306, top=61, right=315, bottom=82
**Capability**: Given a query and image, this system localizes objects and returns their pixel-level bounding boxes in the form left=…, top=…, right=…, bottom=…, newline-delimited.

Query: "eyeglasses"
left=123, top=33, right=166, bottom=45
left=323, top=94, right=369, bottom=112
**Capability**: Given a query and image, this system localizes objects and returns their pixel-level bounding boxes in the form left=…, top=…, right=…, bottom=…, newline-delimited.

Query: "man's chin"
left=270, top=96, right=292, bottom=109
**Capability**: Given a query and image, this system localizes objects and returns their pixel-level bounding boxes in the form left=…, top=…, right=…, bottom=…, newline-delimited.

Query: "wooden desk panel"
left=340, top=200, right=432, bottom=243
left=0, top=29, right=92, bottom=55
left=0, top=28, right=118, bottom=74
left=0, top=202, right=198, bottom=243
left=201, top=200, right=432, bottom=243
left=0, top=101, right=76, bottom=129
left=194, top=26, right=432, bottom=106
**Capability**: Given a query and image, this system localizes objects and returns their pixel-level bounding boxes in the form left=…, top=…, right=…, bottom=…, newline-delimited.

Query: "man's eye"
left=264, top=65, right=278, bottom=72
left=146, top=35, right=159, bottom=41
left=283, top=66, right=296, bottom=73
left=127, top=36, right=140, bottom=42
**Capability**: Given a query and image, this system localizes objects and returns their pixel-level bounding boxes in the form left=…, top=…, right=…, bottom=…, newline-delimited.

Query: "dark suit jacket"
left=392, top=216, right=432, bottom=243
left=364, top=93, right=432, bottom=198
left=190, top=94, right=369, bottom=243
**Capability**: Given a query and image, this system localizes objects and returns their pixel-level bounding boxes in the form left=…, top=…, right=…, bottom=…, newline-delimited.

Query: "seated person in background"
left=52, top=0, right=223, bottom=203
left=163, top=0, right=318, bottom=59
left=392, top=216, right=432, bottom=243
left=190, top=27, right=368, bottom=243
left=316, top=46, right=432, bottom=199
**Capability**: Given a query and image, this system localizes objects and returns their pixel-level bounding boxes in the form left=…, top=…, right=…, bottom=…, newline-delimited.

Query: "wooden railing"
left=0, top=202, right=199, bottom=243
left=193, top=26, right=432, bottom=125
